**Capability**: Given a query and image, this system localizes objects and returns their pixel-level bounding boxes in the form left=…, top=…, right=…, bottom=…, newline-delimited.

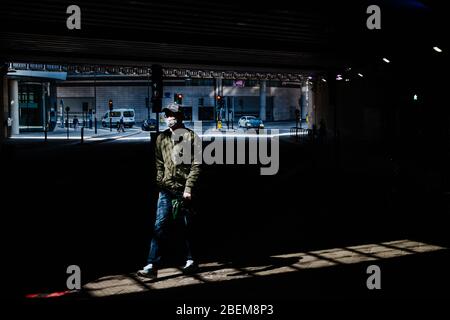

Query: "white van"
left=102, top=108, right=135, bottom=128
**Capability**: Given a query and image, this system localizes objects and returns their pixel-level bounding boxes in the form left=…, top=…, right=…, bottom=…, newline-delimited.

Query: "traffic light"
left=108, top=99, right=113, bottom=111
left=174, top=93, right=183, bottom=105
left=151, top=64, right=163, bottom=113
left=216, top=95, right=225, bottom=108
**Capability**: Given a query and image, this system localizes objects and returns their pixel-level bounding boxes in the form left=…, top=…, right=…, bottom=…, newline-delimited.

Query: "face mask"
left=166, top=117, right=178, bottom=128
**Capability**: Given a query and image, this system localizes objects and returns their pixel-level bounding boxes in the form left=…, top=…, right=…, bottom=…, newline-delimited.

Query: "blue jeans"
left=147, top=190, right=194, bottom=266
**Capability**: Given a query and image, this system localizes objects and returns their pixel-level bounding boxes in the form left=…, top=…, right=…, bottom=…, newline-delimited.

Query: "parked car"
left=238, top=116, right=264, bottom=129
left=102, top=108, right=135, bottom=128
left=141, top=118, right=157, bottom=131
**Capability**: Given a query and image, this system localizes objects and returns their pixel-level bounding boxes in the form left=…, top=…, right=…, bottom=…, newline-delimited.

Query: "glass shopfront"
left=19, top=82, right=45, bottom=130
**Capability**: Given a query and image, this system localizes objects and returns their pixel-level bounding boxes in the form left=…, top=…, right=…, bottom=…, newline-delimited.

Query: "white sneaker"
left=184, top=260, right=194, bottom=268
left=143, top=263, right=154, bottom=271
left=182, top=260, right=198, bottom=274
left=137, top=263, right=158, bottom=278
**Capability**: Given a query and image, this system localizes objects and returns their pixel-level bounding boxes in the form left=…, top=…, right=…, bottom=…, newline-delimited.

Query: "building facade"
left=57, top=77, right=310, bottom=125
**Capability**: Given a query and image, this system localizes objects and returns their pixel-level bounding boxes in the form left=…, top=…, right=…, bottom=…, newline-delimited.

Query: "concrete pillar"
left=259, top=80, right=266, bottom=121
left=309, top=82, right=315, bottom=129
left=217, top=78, right=223, bottom=96
left=215, top=78, right=222, bottom=122
left=232, top=96, right=235, bottom=122
left=42, top=83, right=47, bottom=128
left=192, top=97, right=199, bottom=121
left=9, top=80, right=19, bottom=135
left=1, top=74, right=7, bottom=141
left=50, top=82, right=57, bottom=110
left=300, top=83, right=308, bottom=120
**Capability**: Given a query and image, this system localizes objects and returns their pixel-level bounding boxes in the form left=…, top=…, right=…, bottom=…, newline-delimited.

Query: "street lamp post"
left=94, top=69, right=97, bottom=134
left=151, top=64, right=163, bottom=136
left=147, top=70, right=151, bottom=121
left=109, top=99, right=113, bottom=132
left=65, top=106, right=70, bottom=140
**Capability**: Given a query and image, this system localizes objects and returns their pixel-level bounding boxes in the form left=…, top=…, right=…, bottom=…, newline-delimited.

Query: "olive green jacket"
left=155, top=126, right=202, bottom=195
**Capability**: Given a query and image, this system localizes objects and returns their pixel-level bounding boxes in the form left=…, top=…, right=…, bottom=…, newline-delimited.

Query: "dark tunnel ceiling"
left=0, top=0, right=446, bottom=72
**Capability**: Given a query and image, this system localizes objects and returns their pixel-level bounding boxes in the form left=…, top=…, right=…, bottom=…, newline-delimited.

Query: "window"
left=110, top=111, right=121, bottom=117
left=123, top=111, right=134, bottom=117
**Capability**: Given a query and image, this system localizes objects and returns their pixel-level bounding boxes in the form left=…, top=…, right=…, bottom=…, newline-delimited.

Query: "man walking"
left=117, top=115, right=125, bottom=132
left=138, top=102, right=202, bottom=279
left=72, top=116, right=79, bottom=130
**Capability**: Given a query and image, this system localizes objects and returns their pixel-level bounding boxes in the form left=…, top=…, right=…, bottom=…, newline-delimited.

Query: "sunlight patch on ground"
left=83, top=239, right=446, bottom=298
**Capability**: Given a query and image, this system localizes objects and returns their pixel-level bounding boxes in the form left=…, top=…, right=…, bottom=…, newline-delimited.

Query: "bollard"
left=81, top=126, right=84, bottom=144
left=150, top=131, right=156, bottom=144
left=44, top=128, right=48, bottom=142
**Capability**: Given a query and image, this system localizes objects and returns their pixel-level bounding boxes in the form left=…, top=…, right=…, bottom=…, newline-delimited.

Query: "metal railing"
left=290, top=127, right=311, bottom=141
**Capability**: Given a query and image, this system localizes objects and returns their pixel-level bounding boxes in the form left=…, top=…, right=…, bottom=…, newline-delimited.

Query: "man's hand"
left=183, top=192, right=192, bottom=200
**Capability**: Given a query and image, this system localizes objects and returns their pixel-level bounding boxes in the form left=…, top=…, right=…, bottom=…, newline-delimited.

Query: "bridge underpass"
left=4, top=62, right=315, bottom=139
left=1, top=0, right=449, bottom=314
